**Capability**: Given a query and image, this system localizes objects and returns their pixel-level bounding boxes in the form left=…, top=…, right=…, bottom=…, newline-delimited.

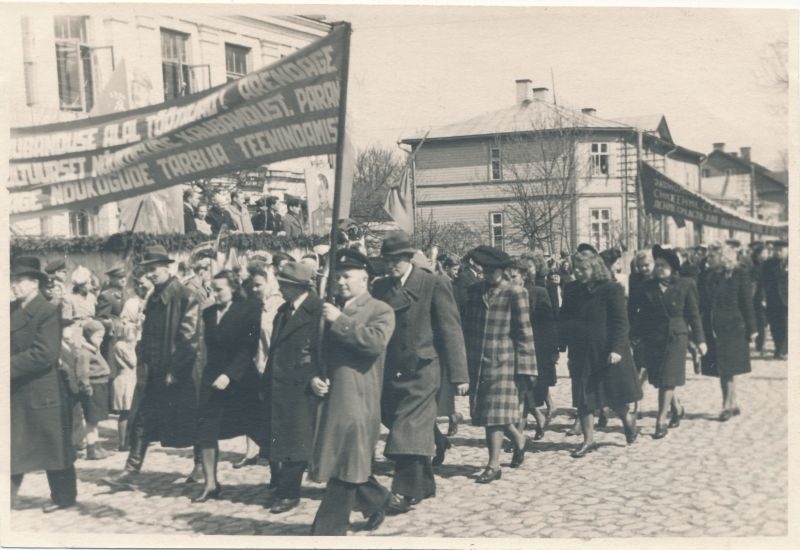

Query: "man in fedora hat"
left=102, top=245, right=203, bottom=489
left=310, top=248, right=395, bottom=535
left=44, top=259, right=68, bottom=305
left=261, top=262, right=323, bottom=514
left=10, top=256, right=78, bottom=513
left=371, top=231, right=468, bottom=514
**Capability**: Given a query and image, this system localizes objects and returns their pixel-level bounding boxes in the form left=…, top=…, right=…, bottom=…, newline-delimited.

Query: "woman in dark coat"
left=559, top=250, right=641, bottom=458
left=637, top=246, right=706, bottom=439
left=698, top=244, right=756, bottom=421
left=193, top=270, right=260, bottom=502
left=628, top=249, right=655, bottom=418
left=10, top=256, right=77, bottom=512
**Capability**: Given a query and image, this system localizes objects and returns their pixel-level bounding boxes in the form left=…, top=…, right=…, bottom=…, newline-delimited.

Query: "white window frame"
left=225, top=43, right=250, bottom=82
left=161, top=28, right=203, bottom=100
left=69, top=209, right=92, bottom=236
left=490, top=146, right=502, bottom=181
left=490, top=211, right=505, bottom=250
left=54, top=15, right=94, bottom=112
left=590, top=142, right=610, bottom=176
left=589, top=208, right=611, bottom=250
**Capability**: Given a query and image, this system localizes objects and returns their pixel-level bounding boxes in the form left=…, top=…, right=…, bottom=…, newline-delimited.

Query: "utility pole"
left=635, top=129, right=645, bottom=248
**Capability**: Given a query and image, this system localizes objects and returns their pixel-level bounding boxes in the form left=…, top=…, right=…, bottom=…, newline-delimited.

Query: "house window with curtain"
left=590, top=143, right=609, bottom=176
left=490, top=146, right=502, bottom=180
left=225, top=43, right=250, bottom=81
left=54, top=15, right=94, bottom=112
left=161, top=28, right=191, bottom=100
left=590, top=208, right=611, bottom=250
left=69, top=209, right=91, bottom=236
left=490, top=211, right=504, bottom=250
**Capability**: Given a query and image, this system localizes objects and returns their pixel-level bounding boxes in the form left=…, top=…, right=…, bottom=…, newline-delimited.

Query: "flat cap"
left=336, top=248, right=371, bottom=273
left=577, top=242, right=598, bottom=254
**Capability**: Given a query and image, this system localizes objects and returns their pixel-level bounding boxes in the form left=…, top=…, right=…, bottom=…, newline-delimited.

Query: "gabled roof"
left=401, top=99, right=629, bottom=144
left=705, top=150, right=787, bottom=191
left=614, top=114, right=673, bottom=144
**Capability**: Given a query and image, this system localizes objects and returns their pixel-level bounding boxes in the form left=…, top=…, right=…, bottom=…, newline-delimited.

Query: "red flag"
left=383, top=164, right=414, bottom=233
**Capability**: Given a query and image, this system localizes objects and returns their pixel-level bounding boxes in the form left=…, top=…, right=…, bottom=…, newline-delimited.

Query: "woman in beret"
left=559, top=250, right=641, bottom=458
left=698, top=244, right=756, bottom=421
left=461, top=246, right=537, bottom=482
left=636, top=246, right=706, bottom=438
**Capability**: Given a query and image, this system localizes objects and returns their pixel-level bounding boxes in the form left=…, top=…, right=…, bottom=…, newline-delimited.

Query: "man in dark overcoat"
left=101, top=245, right=201, bottom=489
left=283, top=195, right=306, bottom=237
left=761, top=239, right=788, bottom=359
left=11, top=256, right=77, bottom=513
left=262, top=262, right=323, bottom=514
left=452, top=253, right=482, bottom=309
left=372, top=231, right=469, bottom=514
left=309, top=249, right=395, bottom=535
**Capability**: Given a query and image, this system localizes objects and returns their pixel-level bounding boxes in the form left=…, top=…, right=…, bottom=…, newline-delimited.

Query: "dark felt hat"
left=748, top=241, right=764, bottom=249
left=336, top=248, right=372, bottom=273
left=105, top=264, right=127, bottom=278
left=600, top=248, right=622, bottom=267
left=380, top=231, right=416, bottom=257
left=468, top=245, right=513, bottom=269
left=276, top=262, right=315, bottom=286
left=769, top=239, right=788, bottom=248
left=652, top=245, right=681, bottom=273
left=137, top=245, right=175, bottom=267
left=725, top=239, right=742, bottom=249
left=272, top=251, right=295, bottom=268
left=11, top=256, right=49, bottom=284
left=577, top=242, right=598, bottom=254
left=44, top=259, right=67, bottom=274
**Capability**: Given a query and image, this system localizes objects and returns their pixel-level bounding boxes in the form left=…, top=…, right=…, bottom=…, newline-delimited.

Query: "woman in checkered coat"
left=462, top=246, right=537, bottom=484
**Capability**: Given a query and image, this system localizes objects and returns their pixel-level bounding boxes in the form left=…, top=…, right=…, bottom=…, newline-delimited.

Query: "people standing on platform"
left=194, top=203, right=212, bottom=235
left=261, top=263, right=322, bottom=514
left=371, top=231, right=468, bottom=513
left=184, top=188, right=200, bottom=233
left=101, top=245, right=203, bottom=490
left=229, top=190, right=254, bottom=233
left=636, top=246, right=706, bottom=439
left=761, top=239, right=788, bottom=360
left=558, top=249, right=641, bottom=458
left=283, top=195, right=306, bottom=238
left=10, top=256, right=77, bottom=513
left=252, top=196, right=283, bottom=233
left=192, top=270, right=261, bottom=503
left=698, top=243, right=757, bottom=421
left=207, top=192, right=237, bottom=235
left=461, top=246, right=536, bottom=483
left=309, top=249, right=395, bottom=536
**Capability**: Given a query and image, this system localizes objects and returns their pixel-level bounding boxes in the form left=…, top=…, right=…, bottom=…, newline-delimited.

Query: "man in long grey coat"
left=372, top=231, right=469, bottom=514
left=309, top=249, right=395, bottom=536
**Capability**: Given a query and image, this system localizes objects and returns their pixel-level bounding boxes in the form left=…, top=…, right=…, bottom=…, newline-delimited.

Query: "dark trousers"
left=124, top=404, right=201, bottom=472
left=753, top=297, right=768, bottom=351
left=11, top=467, right=77, bottom=507
left=274, top=460, right=306, bottom=500
left=767, top=304, right=788, bottom=357
left=311, top=476, right=389, bottom=536
left=391, top=455, right=435, bottom=500
left=434, top=424, right=448, bottom=454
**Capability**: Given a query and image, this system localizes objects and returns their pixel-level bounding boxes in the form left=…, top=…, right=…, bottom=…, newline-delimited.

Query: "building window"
left=69, top=209, right=91, bottom=236
left=490, top=212, right=504, bottom=250
left=590, top=143, right=609, bottom=176
left=226, top=43, right=249, bottom=81
left=490, top=146, right=502, bottom=181
left=161, top=28, right=191, bottom=100
left=590, top=208, right=611, bottom=250
left=54, top=15, right=94, bottom=112
left=701, top=168, right=710, bottom=178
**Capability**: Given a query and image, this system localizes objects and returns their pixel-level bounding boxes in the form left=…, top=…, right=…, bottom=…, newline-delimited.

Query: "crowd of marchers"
left=9, top=226, right=788, bottom=535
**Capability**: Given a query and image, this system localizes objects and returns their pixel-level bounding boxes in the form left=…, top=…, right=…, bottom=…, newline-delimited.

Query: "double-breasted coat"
left=698, top=267, right=756, bottom=377
left=462, top=280, right=537, bottom=426
left=310, top=291, right=395, bottom=485
left=373, top=266, right=468, bottom=457
left=636, top=277, right=705, bottom=388
left=129, top=277, right=200, bottom=448
left=11, top=293, right=74, bottom=475
left=262, top=294, right=323, bottom=463
left=198, top=299, right=261, bottom=446
left=559, top=281, right=641, bottom=411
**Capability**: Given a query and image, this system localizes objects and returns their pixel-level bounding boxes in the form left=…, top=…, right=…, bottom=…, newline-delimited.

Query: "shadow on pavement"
left=172, top=511, right=308, bottom=536
left=432, top=463, right=482, bottom=479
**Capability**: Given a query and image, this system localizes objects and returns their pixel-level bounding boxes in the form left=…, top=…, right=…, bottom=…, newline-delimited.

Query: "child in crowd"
left=75, top=320, right=112, bottom=460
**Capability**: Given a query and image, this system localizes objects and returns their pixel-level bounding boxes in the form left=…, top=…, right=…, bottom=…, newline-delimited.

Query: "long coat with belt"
left=310, top=291, right=395, bottom=485
left=636, top=277, right=705, bottom=388
left=262, top=294, right=323, bottom=463
left=559, top=280, right=641, bottom=411
left=373, top=266, right=468, bottom=457
left=462, top=280, right=537, bottom=426
left=198, top=299, right=261, bottom=445
left=698, top=267, right=755, bottom=377
left=130, top=277, right=200, bottom=448
left=11, top=293, right=74, bottom=475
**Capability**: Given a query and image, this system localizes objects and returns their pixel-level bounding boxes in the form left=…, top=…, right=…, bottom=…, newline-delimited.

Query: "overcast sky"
left=310, top=6, right=791, bottom=170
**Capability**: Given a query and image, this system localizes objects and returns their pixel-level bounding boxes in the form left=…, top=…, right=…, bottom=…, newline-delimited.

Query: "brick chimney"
left=515, top=79, right=533, bottom=106
left=740, top=146, right=751, bottom=162
left=731, top=152, right=738, bottom=158
left=581, top=107, right=597, bottom=116
left=713, top=142, right=726, bottom=152
left=533, top=87, right=550, bottom=102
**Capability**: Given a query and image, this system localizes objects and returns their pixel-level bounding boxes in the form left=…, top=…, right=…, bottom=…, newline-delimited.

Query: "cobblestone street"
left=9, top=352, right=788, bottom=540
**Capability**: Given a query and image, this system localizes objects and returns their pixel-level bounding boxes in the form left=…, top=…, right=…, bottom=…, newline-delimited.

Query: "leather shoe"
left=364, top=509, right=385, bottom=531
left=475, top=466, right=502, bottom=483
left=385, top=493, right=410, bottom=515
left=533, top=426, right=545, bottom=441
left=42, top=502, right=75, bottom=513
left=191, top=485, right=222, bottom=503
left=233, top=455, right=259, bottom=469
left=624, top=413, right=639, bottom=444
left=99, top=471, right=138, bottom=491
left=270, top=497, right=300, bottom=514
left=732, top=407, right=741, bottom=416
left=432, top=437, right=451, bottom=467
left=510, top=439, right=527, bottom=468
left=652, top=424, right=668, bottom=439
left=596, top=412, right=608, bottom=428
left=719, top=409, right=733, bottom=422
left=570, top=442, right=598, bottom=458
left=668, top=406, right=685, bottom=429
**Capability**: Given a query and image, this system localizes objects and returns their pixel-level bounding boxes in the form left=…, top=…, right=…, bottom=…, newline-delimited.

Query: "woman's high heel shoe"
left=652, top=424, right=669, bottom=439
left=570, top=442, right=598, bottom=458
left=510, top=438, right=527, bottom=468
left=191, top=485, right=222, bottom=503
left=624, top=413, right=639, bottom=445
left=233, top=455, right=258, bottom=469
left=475, top=466, right=502, bottom=483
left=668, top=406, right=685, bottom=428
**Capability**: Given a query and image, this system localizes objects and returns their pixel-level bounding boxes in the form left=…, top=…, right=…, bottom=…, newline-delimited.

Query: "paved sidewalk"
left=9, top=352, right=788, bottom=538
